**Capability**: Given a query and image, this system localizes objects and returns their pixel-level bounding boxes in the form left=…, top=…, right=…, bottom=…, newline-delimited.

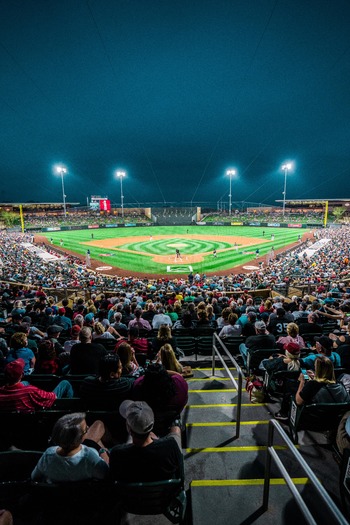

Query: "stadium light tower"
left=55, top=165, right=67, bottom=218
left=116, top=170, right=126, bottom=218
left=281, top=163, right=292, bottom=217
left=226, top=169, right=236, bottom=216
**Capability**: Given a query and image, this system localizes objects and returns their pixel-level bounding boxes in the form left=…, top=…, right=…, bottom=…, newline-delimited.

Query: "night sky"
left=1, top=0, right=350, bottom=209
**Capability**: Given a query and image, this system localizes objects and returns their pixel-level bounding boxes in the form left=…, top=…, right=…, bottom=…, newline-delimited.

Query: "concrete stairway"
left=184, top=365, right=344, bottom=525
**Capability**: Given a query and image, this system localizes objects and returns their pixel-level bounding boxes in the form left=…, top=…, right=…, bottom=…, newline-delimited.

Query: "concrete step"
left=182, top=402, right=273, bottom=424
left=190, top=480, right=341, bottom=525
left=184, top=446, right=312, bottom=482
left=185, top=419, right=276, bottom=449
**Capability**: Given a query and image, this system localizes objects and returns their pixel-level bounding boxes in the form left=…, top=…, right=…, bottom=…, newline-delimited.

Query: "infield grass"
left=43, top=225, right=309, bottom=275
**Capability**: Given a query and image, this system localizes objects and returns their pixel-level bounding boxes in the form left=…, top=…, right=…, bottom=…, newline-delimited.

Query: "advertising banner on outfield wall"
left=288, top=223, right=302, bottom=228
left=196, top=222, right=206, bottom=225
left=45, top=227, right=61, bottom=231
left=267, top=223, right=281, bottom=227
left=88, top=224, right=100, bottom=229
left=105, top=224, right=118, bottom=228
left=249, top=222, right=261, bottom=226
left=231, top=222, right=244, bottom=226
left=125, top=223, right=136, bottom=227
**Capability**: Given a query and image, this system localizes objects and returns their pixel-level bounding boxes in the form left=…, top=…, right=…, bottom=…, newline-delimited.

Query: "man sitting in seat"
left=0, top=359, right=73, bottom=412
left=80, top=354, right=135, bottom=409
left=301, top=335, right=341, bottom=370
left=239, top=320, right=276, bottom=368
left=109, top=400, right=183, bottom=482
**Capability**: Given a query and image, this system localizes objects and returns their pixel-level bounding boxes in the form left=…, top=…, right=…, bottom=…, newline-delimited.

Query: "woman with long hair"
left=157, top=343, right=183, bottom=374
left=296, top=356, right=350, bottom=406
left=260, top=342, right=303, bottom=421
left=151, top=324, right=177, bottom=355
left=116, top=342, right=142, bottom=377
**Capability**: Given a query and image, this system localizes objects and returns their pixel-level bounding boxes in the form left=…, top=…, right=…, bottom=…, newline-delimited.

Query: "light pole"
left=281, top=163, right=292, bottom=217
left=56, top=166, right=67, bottom=218
left=226, top=169, right=236, bottom=216
left=116, top=170, right=126, bottom=218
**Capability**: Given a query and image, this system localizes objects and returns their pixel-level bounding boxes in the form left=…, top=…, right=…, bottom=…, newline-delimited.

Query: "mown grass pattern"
left=44, top=225, right=308, bottom=275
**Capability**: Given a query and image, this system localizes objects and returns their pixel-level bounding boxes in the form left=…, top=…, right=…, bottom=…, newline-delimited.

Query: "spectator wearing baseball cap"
left=239, top=320, right=276, bottom=368
left=84, top=313, right=95, bottom=329
left=301, top=335, right=341, bottom=370
left=63, top=325, right=81, bottom=354
left=0, top=358, right=74, bottom=413
left=53, top=307, right=72, bottom=332
left=262, top=341, right=302, bottom=421
left=109, top=399, right=183, bottom=483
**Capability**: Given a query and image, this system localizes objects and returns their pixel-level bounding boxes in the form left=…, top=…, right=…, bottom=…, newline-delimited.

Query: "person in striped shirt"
left=0, top=359, right=73, bottom=413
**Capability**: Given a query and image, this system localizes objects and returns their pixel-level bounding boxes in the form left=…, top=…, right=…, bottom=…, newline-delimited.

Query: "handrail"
left=211, top=332, right=244, bottom=439
left=263, top=419, right=348, bottom=524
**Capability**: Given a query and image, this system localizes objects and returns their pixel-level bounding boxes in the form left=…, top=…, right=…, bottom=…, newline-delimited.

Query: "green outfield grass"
left=43, top=226, right=309, bottom=275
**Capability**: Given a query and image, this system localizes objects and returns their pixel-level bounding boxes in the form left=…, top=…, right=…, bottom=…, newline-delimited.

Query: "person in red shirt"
left=0, top=359, right=73, bottom=413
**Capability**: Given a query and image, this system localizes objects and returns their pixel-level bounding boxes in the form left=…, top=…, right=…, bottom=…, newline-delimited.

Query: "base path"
left=84, top=234, right=269, bottom=264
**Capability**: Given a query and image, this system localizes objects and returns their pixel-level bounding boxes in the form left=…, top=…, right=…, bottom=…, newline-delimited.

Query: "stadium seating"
left=288, top=399, right=350, bottom=445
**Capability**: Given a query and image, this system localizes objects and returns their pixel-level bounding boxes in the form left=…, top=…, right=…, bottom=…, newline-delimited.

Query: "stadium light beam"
left=226, top=169, right=236, bottom=216
left=116, top=170, right=126, bottom=218
left=55, top=165, right=67, bottom=218
left=281, top=163, right=292, bottom=217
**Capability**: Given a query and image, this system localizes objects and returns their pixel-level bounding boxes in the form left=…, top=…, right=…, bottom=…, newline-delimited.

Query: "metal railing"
left=211, top=332, right=244, bottom=439
left=263, top=419, right=348, bottom=524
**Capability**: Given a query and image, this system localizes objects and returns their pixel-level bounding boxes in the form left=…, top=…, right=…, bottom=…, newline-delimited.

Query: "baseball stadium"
left=1, top=198, right=350, bottom=524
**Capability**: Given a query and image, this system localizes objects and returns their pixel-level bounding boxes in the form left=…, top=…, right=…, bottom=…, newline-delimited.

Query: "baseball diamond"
left=40, top=225, right=310, bottom=277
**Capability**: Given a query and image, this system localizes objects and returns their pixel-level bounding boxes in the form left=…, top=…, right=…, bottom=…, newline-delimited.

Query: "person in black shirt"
left=109, top=400, right=183, bottom=483
left=80, top=354, right=135, bottom=409
left=239, top=320, right=276, bottom=368
left=70, top=327, right=107, bottom=375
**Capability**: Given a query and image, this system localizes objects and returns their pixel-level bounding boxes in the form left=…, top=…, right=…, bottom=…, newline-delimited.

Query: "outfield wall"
left=32, top=220, right=323, bottom=233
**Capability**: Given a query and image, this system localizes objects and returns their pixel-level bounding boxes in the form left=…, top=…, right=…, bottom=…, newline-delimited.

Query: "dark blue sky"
left=1, top=0, right=350, bottom=208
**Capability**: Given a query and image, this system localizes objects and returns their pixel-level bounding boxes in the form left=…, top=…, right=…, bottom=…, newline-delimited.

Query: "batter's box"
left=167, top=265, right=193, bottom=273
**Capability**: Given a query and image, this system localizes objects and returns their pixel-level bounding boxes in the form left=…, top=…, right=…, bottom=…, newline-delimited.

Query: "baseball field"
left=42, top=225, right=310, bottom=276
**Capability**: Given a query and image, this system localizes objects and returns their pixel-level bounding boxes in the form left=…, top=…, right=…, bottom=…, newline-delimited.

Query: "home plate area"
left=167, top=265, right=193, bottom=273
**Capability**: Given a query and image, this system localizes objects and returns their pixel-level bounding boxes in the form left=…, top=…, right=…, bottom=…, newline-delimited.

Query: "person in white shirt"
left=152, top=307, right=173, bottom=329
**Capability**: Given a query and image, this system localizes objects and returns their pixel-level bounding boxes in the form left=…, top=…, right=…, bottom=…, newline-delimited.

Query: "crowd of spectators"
left=1, top=228, right=350, bottom=519
left=203, top=209, right=326, bottom=224
left=1, top=228, right=350, bottom=297
left=23, top=210, right=151, bottom=229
